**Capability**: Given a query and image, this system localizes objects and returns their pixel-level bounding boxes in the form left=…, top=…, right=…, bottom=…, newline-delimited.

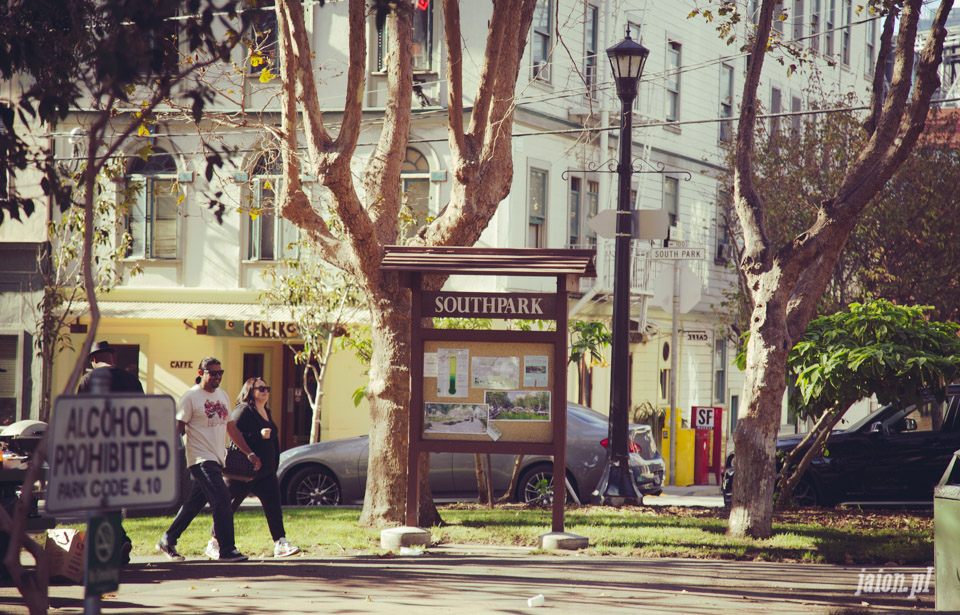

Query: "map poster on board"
left=471, top=356, right=520, bottom=390
left=437, top=348, right=469, bottom=397
left=523, top=355, right=549, bottom=387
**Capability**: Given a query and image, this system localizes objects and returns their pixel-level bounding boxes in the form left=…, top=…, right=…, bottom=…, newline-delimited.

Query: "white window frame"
left=378, top=0, right=433, bottom=72
left=584, top=4, right=599, bottom=99
left=125, top=150, right=180, bottom=261
left=665, top=41, right=681, bottom=122
left=663, top=176, right=679, bottom=227
left=825, top=0, right=835, bottom=57
left=532, top=0, right=553, bottom=82
left=841, top=0, right=852, bottom=66
left=719, top=63, right=734, bottom=142
left=401, top=147, right=432, bottom=238
left=528, top=167, right=548, bottom=248
left=791, top=94, right=802, bottom=134
left=770, top=86, right=783, bottom=138
left=809, top=0, right=820, bottom=52
left=865, top=17, right=877, bottom=76
left=792, top=0, right=804, bottom=42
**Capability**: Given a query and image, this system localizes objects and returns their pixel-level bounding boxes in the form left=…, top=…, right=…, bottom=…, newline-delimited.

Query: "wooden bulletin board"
left=421, top=340, right=555, bottom=444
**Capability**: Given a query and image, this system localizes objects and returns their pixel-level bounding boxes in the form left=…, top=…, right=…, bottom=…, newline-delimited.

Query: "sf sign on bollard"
left=46, top=395, right=180, bottom=514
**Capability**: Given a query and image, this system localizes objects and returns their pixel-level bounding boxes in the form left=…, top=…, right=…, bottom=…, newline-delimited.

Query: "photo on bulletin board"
left=424, top=402, right=489, bottom=434
left=485, top=390, right=551, bottom=422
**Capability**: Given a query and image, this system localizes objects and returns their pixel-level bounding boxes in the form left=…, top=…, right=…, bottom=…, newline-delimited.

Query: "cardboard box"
left=45, top=529, right=85, bottom=583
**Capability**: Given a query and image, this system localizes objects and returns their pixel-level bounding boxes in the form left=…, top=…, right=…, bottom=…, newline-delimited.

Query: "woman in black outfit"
left=207, top=377, right=300, bottom=558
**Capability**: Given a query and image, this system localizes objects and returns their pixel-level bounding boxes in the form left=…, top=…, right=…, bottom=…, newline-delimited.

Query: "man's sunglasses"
left=254, top=386, right=271, bottom=393
left=204, top=369, right=225, bottom=377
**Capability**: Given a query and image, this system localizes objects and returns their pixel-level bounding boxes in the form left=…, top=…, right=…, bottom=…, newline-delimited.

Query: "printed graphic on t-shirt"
left=204, top=399, right=229, bottom=425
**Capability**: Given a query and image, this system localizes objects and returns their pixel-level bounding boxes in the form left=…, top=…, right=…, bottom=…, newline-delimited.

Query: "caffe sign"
left=422, top=292, right=556, bottom=320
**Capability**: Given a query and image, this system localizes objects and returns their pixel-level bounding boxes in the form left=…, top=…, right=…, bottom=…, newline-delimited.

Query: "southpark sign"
left=422, top=292, right=557, bottom=320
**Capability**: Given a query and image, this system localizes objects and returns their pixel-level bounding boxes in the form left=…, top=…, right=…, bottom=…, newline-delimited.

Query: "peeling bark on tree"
left=727, top=0, right=954, bottom=538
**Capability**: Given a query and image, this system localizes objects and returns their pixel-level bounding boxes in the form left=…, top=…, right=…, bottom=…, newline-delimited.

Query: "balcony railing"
left=569, top=239, right=654, bottom=296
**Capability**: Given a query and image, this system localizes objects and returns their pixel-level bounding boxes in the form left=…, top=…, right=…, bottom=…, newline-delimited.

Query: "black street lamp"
left=594, top=30, right=649, bottom=506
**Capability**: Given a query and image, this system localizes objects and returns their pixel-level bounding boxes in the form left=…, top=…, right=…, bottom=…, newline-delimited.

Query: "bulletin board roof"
left=382, top=246, right=596, bottom=278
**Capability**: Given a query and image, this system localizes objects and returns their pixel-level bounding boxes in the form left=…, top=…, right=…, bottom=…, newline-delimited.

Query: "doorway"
left=281, top=345, right=315, bottom=450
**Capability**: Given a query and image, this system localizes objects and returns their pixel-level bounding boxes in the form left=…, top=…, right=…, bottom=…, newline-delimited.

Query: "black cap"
left=89, top=341, right=115, bottom=359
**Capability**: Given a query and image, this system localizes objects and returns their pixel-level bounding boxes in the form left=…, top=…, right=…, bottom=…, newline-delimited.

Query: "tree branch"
left=863, top=10, right=898, bottom=137
left=444, top=0, right=467, bottom=162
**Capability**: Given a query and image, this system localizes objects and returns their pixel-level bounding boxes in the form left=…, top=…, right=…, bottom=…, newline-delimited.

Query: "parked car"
left=722, top=385, right=960, bottom=507
left=278, top=403, right=665, bottom=506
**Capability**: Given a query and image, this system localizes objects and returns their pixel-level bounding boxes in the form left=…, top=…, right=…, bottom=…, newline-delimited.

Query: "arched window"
left=401, top=147, right=430, bottom=236
left=248, top=152, right=298, bottom=260
left=126, top=149, right=179, bottom=259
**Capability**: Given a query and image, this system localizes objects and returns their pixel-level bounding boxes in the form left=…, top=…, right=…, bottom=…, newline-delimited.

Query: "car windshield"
left=844, top=403, right=899, bottom=432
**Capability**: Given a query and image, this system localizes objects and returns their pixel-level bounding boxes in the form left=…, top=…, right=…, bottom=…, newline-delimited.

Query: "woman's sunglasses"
left=254, top=386, right=271, bottom=393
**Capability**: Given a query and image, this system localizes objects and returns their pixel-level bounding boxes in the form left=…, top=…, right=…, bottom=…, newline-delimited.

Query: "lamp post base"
left=593, top=460, right=643, bottom=506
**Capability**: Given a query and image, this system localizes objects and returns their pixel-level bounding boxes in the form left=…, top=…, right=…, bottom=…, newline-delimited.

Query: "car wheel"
left=788, top=477, right=819, bottom=507
left=286, top=465, right=341, bottom=506
left=516, top=465, right=575, bottom=504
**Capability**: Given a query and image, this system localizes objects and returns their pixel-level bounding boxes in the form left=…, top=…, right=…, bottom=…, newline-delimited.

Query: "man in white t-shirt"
left=156, top=357, right=261, bottom=562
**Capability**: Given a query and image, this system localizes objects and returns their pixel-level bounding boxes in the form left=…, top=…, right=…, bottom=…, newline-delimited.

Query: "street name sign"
left=587, top=209, right=670, bottom=241
left=651, top=247, right=705, bottom=260
left=47, top=394, right=179, bottom=514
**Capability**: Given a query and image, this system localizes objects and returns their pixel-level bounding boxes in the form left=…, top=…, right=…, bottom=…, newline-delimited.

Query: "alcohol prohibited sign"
left=47, top=395, right=179, bottom=513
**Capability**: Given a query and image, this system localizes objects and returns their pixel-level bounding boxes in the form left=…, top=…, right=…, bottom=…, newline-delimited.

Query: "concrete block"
left=537, top=531, right=589, bottom=551
left=380, top=526, right=431, bottom=551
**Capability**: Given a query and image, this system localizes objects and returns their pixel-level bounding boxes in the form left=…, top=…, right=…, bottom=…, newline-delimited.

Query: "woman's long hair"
left=237, top=377, right=266, bottom=406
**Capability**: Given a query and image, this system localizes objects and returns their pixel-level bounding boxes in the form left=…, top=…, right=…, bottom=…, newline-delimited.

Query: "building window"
left=770, top=86, right=783, bottom=138
left=0, top=335, right=17, bottom=426
left=749, top=0, right=760, bottom=25
left=825, top=0, right=835, bottom=57
left=773, top=2, right=784, bottom=34
left=792, top=0, right=804, bottom=41
left=865, top=17, right=877, bottom=75
left=730, top=394, right=739, bottom=434
left=719, top=63, right=734, bottom=142
left=666, top=41, right=681, bottom=122
left=248, top=153, right=299, bottom=260
left=841, top=0, right=851, bottom=65
left=586, top=180, right=599, bottom=246
left=401, top=147, right=431, bottom=237
left=716, top=190, right=732, bottom=262
left=584, top=4, right=599, bottom=99
left=714, top=338, right=727, bottom=404
left=663, top=177, right=679, bottom=227
left=532, top=0, right=553, bottom=81
left=126, top=149, right=180, bottom=260
left=659, top=368, right=670, bottom=401
left=568, top=176, right=581, bottom=246
left=248, top=1, right=280, bottom=75
left=809, top=0, right=820, bottom=52
left=791, top=95, right=802, bottom=134
left=627, top=22, right=643, bottom=110
left=528, top=168, right=548, bottom=248
left=127, top=5, right=178, bottom=75
left=378, top=0, right=433, bottom=72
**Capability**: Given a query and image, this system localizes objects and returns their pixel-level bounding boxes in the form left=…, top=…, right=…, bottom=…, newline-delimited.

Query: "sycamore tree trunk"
left=728, top=0, right=953, bottom=538
left=274, top=0, right=535, bottom=528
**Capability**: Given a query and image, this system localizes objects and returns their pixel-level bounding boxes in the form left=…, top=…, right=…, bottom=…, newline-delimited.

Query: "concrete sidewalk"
left=2, top=546, right=938, bottom=614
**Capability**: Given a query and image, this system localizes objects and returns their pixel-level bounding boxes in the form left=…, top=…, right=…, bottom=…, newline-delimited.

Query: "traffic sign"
left=651, top=247, right=705, bottom=260
left=47, top=395, right=179, bottom=513
left=85, top=512, right=122, bottom=597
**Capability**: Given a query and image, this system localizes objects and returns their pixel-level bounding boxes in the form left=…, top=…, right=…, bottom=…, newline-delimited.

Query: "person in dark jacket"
left=76, top=341, right=144, bottom=394
left=206, top=377, right=300, bottom=558
left=76, top=340, right=142, bottom=564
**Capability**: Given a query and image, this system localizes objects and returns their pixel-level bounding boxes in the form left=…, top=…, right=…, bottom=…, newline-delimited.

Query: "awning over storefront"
left=68, top=301, right=369, bottom=324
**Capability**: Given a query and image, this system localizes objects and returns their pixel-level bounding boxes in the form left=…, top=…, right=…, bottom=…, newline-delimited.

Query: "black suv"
left=722, top=385, right=960, bottom=506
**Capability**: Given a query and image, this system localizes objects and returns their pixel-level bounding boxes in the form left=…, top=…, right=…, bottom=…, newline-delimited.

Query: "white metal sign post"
left=47, top=395, right=179, bottom=513
left=49, top=394, right=179, bottom=615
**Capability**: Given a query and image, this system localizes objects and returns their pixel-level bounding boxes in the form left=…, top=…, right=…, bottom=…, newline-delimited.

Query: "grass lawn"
left=66, top=504, right=933, bottom=565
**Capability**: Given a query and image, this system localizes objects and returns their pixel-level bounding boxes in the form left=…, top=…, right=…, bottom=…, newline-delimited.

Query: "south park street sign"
left=651, top=247, right=706, bottom=260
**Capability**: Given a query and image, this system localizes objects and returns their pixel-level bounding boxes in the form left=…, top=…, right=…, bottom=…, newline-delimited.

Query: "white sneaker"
left=205, top=538, right=219, bottom=560
left=274, top=537, right=300, bottom=557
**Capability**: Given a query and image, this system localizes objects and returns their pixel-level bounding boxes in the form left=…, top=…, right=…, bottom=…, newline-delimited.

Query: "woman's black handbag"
left=223, top=444, right=256, bottom=481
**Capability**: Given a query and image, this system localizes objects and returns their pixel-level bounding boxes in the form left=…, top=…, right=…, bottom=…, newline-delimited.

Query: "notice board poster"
left=421, top=340, right=554, bottom=443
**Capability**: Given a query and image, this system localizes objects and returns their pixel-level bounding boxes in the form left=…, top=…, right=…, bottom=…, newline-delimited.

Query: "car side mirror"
left=902, top=417, right=918, bottom=432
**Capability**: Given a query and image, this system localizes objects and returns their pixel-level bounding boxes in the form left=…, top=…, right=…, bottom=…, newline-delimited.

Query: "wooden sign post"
left=381, top=247, right=596, bottom=536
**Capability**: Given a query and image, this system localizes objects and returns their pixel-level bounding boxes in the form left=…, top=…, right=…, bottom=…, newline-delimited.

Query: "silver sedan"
left=277, top=403, right=665, bottom=506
